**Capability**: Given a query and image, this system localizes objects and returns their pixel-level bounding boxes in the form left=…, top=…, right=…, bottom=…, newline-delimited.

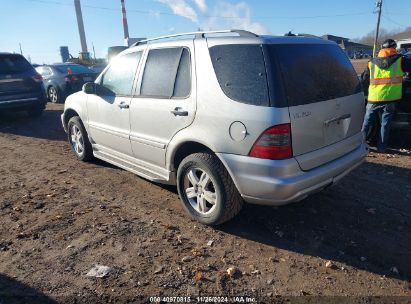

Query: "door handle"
left=118, top=102, right=129, bottom=109
left=170, top=107, right=188, bottom=116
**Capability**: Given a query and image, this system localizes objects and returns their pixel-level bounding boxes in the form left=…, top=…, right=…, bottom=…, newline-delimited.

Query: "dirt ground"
left=0, top=103, right=410, bottom=303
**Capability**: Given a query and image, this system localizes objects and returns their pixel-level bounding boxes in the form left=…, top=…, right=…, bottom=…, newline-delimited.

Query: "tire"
left=67, top=116, right=93, bottom=161
left=176, top=152, right=243, bottom=225
left=27, top=106, right=44, bottom=117
left=48, top=86, right=61, bottom=103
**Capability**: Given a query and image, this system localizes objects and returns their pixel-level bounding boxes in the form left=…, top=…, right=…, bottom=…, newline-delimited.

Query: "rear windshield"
left=209, top=44, right=270, bottom=106
left=0, top=54, right=33, bottom=74
left=54, top=64, right=93, bottom=74
left=267, top=44, right=361, bottom=106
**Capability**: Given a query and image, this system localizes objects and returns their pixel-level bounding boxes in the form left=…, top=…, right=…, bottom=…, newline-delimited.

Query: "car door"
left=87, top=51, right=142, bottom=156
left=129, top=42, right=196, bottom=167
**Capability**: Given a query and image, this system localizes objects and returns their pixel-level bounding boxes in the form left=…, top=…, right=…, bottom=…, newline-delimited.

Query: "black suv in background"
left=0, top=53, right=47, bottom=116
left=36, top=64, right=97, bottom=103
left=394, top=53, right=411, bottom=132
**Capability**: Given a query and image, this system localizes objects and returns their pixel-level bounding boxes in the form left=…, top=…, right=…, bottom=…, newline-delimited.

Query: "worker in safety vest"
left=362, top=39, right=411, bottom=152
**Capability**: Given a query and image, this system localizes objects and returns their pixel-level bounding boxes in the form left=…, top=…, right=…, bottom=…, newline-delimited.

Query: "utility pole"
left=373, top=0, right=383, bottom=57
left=74, top=0, right=90, bottom=59
left=120, top=0, right=130, bottom=45
left=92, top=42, right=96, bottom=62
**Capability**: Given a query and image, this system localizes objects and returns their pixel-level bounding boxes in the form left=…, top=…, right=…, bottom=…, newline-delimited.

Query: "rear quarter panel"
left=166, top=39, right=290, bottom=171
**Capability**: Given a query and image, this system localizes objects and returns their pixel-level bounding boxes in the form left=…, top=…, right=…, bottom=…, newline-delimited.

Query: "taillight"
left=65, top=75, right=78, bottom=82
left=32, top=73, right=43, bottom=82
left=249, top=123, right=293, bottom=160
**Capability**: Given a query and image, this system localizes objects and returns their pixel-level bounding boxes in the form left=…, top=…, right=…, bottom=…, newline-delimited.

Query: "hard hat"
left=382, top=39, right=397, bottom=49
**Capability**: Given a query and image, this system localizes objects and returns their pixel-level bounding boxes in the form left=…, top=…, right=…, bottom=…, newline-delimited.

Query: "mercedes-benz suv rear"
left=61, top=30, right=367, bottom=225
left=0, top=53, right=47, bottom=116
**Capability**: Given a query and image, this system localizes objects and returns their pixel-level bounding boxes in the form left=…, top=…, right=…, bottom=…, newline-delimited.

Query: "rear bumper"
left=217, top=142, right=368, bottom=206
left=0, top=93, right=47, bottom=111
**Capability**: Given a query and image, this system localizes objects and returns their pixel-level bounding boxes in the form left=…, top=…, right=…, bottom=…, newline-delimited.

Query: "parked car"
left=90, top=64, right=107, bottom=75
left=393, top=53, right=411, bottom=132
left=0, top=53, right=47, bottom=116
left=61, top=30, right=367, bottom=225
left=35, top=64, right=97, bottom=103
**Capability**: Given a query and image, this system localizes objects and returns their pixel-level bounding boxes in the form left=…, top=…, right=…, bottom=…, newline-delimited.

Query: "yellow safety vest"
left=368, top=57, right=403, bottom=102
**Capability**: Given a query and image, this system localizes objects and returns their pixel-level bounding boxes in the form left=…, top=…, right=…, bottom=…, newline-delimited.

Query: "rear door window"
left=0, top=54, right=33, bottom=74
left=209, top=44, right=269, bottom=106
left=36, top=66, right=52, bottom=77
left=267, top=44, right=361, bottom=106
left=140, top=47, right=191, bottom=98
left=173, top=48, right=191, bottom=98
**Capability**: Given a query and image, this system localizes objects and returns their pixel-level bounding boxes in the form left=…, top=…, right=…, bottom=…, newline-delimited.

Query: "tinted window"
left=173, top=48, right=191, bottom=97
left=400, top=43, right=411, bottom=51
left=101, top=51, right=142, bottom=96
left=0, top=54, right=33, bottom=74
left=140, top=47, right=191, bottom=98
left=267, top=44, right=361, bottom=106
left=54, top=64, right=93, bottom=74
left=209, top=44, right=269, bottom=106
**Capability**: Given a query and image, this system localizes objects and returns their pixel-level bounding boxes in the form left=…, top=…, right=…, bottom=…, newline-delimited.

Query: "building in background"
left=322, top=34, right=373, bottom=58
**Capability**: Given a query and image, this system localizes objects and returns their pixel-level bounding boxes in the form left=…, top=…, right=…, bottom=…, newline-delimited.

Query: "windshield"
left=0, top=54, right=33, bottom=74
left=267, top=44, right=361, bottom=106
left=399, top=43, right=411, bottom=52
left=54, top=64, right=93, bottom=74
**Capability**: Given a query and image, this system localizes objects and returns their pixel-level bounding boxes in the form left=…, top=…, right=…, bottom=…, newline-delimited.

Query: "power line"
left=20, top=0, right=372, bottom=21
left=382, top=15, right=408, bottom=28
left=382, top=0, right=409, bottom=28
left=381, top=0, right=409, bottom=28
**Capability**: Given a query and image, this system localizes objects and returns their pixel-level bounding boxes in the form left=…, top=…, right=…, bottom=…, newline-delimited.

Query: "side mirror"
left=83, top=82, right=96, bottom=94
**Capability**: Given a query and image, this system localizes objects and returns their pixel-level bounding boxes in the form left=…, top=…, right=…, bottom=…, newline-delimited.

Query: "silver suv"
left=61, top=30, right=367, bottom=225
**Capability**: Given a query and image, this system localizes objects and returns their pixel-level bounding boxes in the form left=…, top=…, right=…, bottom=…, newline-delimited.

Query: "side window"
left=101, top=51, right=142, bottom=96
left=209, top=44, right=269, bottom=106
left=36, top=67, right=52, bottom=77
left=140, top=47, right=191, bottom=98
left=44, top=67, right=52, bottom=76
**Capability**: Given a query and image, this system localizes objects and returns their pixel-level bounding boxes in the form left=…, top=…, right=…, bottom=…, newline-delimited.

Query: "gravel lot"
left=0, top=103, right=410, bottom=303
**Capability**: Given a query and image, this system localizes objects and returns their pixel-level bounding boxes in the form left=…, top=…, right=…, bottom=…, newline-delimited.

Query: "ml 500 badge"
left=293, top=111, right=312, bottom=119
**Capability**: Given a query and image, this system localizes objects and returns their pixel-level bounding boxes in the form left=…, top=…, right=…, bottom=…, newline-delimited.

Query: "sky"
left=1, top=0, right=410, bottom=63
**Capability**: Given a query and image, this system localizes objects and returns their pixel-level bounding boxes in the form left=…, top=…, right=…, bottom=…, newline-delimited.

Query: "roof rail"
left=131, top=29, right=258, bottom=47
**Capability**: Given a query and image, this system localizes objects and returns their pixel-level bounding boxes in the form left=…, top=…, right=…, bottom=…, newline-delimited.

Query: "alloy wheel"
left=183, top=168, right=218, bottom=215
left=49, top=87, right=58, bottom=103
left=70, top=125, right=84, bottom=156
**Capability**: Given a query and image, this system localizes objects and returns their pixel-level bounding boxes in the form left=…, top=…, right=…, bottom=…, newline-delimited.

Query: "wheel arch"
left=168, top=140, right=241, bottom=194
left=47, top=83, right=59, bottom=93
left=62, top=108, right=80, bottom=131
left=171, top=141, right=214, bottom=173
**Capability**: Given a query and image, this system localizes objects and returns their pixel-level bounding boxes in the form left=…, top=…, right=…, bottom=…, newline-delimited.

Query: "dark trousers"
left=362, top=102, right=397, bottom=151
